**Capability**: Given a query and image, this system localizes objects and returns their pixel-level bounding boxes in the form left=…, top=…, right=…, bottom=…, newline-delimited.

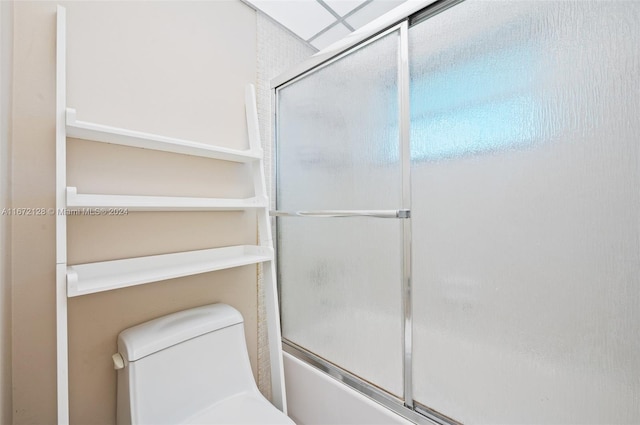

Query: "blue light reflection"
left=409, top=46, right=539, bottom=162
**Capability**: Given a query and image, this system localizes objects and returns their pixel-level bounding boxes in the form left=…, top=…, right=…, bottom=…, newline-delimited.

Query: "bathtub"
left=283, top=352, right=414, bottom=425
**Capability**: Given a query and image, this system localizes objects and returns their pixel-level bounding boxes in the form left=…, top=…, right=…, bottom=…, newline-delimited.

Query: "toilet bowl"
left=114, top=303, right=294, bottom=425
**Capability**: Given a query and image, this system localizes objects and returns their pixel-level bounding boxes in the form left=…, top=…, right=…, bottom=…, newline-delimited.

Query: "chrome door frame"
left=271, top=1, right=466, bottom=423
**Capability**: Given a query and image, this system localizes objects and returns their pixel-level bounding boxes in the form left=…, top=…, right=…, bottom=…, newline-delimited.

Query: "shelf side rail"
left=245, top=83, right=287, bottom=413
left=55, top=5, right=70, bottom=425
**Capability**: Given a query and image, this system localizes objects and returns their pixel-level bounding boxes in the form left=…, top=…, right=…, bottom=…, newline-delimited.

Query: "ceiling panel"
left=310, top=23, right=353, bottom=50
left=345, top=0, right=407, bottom=29
left=322, top=0, right=369, bottom=17
left=247, top=0, right=409, bottom=52
left=248, top=0, right=336, bottom=40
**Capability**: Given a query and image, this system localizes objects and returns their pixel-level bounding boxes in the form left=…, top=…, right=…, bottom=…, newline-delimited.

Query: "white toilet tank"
left=115, top=303, right=291, bottom=425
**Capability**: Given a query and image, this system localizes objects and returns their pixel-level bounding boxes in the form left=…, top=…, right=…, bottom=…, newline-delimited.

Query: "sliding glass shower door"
left=276, top=0, right=640, bottom=423
left=276, top=28, right=406, bottom=397
left=409, top=1, right=640, bottom=423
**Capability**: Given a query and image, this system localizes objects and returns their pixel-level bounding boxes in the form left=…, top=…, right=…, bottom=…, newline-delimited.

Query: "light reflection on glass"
left=410, top=47, right=542, bottom=161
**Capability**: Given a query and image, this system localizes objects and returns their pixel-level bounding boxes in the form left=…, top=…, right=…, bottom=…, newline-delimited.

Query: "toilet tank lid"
left=117, top=303, right=243, bottom=362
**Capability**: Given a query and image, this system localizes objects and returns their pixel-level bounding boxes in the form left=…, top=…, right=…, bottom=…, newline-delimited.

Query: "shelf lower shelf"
left=66, top=245, right=273, bottom=297
left=66, top=187, right=267, bottom=211
left=66, top=108, right=262, bottom=162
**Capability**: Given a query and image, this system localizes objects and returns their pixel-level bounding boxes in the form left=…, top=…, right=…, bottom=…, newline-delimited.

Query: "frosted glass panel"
left=279, top=218, right=403, bottom=395
left=277, top=31, right=400, bottom=211
left=410, top=1, right=640, bottom=423
left=276, top=31, right=404, bottom=396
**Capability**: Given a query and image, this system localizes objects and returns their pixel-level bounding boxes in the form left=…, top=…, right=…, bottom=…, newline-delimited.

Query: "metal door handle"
left=270, top=209, right=410, bottom=219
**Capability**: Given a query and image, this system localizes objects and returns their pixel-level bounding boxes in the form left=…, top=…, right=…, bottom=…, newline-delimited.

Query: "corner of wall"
left=255, top=11, right=315, bottom=401
left=0, top=1, right=14, bottom=424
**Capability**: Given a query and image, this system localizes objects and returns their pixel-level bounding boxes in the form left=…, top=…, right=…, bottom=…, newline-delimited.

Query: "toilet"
left=113, top=303, right=295, bottom=425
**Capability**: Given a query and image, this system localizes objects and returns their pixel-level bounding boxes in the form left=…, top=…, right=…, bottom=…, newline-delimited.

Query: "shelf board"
left=67, top=245, right=273, bottom=297
left=66, top=187, right=267, bottom=212
left=66, top=108, right=262, bottom=162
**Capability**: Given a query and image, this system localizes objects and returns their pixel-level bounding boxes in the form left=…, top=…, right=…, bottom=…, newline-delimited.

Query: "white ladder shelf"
left=55, top=6, right=286, bottom=424
left=66, top=108, right=263, bottom=162
left=66, top=187, right=268, bottom=211
left=66, top=245, right=274, bottom=297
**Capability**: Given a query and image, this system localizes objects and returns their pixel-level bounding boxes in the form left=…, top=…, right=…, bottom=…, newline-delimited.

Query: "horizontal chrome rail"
left=270, top=209, right=410, bottom=219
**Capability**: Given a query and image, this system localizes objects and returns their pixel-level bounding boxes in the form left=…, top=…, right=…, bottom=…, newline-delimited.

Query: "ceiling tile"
left=310, top=23, right=352, bottom=50
left=345, top=0, right=407, bottom=29
left=322, top=0, right=368, bottom=17
left=248, top=0, right=337, bottom=40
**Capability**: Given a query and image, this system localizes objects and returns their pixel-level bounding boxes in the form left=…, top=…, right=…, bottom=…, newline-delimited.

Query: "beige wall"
left=11, top=2, right=259, bottom=423
left=1, top=2, right=14, bottom=424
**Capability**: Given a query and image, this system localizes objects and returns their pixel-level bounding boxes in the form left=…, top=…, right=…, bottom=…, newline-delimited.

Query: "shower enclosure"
left=274, top=0, right=640, bottom=423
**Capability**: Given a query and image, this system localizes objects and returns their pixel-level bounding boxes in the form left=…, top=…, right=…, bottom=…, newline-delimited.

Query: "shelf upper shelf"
left=66, top=187, right=267, bottom=212
left=66, top=245, right=273, bottom=297
left=65, top=108, right=262, bottom=162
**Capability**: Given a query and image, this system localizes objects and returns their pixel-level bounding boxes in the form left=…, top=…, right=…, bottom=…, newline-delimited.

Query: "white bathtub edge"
left=283, top=352, right=414, bottom=425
